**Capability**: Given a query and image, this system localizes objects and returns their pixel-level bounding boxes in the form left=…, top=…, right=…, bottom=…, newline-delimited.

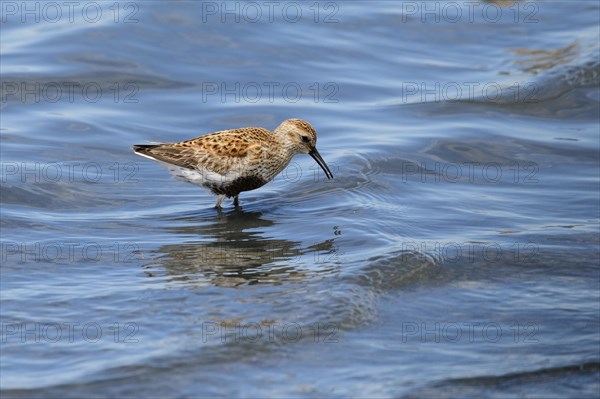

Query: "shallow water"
left=1, top=1, right=599, bottom=397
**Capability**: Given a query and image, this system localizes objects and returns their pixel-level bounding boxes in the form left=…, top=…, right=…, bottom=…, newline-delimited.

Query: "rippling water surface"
left=1, top=1, right=599, bottom=397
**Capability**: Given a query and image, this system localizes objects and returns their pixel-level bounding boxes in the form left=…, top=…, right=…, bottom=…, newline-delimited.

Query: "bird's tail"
left=132, top=144, right=160, bottom=159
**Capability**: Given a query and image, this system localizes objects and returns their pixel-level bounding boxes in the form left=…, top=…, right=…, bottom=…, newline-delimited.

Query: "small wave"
left=404, top=362, right=600, bottom=399
left=0, top=72, right=188, bottom=104
left=0, top=182, right=116, bottom=210
left=476, top=34, right=600, bottom=105
left=356, top=250, right=439, bottom=292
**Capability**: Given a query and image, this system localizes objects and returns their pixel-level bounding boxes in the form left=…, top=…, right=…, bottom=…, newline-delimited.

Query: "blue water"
left=1, top=1, right=599, bottom=397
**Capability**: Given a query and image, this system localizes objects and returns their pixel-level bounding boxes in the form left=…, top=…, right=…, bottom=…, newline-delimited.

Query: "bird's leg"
left=233, top=195, right=239, bottom=207
left=215, top=195, right=225, bottom=209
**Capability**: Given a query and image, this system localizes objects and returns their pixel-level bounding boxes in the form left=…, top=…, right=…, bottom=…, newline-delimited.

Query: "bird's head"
left=275, top=119, right=333, bottom=179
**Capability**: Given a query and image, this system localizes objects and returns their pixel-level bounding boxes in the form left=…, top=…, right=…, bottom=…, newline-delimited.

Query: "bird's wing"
left=133, top=127, right=273, bottom=175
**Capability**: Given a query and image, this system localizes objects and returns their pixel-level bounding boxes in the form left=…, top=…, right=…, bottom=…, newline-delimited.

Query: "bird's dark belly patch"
left=205, top=175, right=267, bottom=197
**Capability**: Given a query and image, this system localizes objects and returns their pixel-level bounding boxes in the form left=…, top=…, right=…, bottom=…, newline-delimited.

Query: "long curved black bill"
left=309, top=148, right=333, bottom=179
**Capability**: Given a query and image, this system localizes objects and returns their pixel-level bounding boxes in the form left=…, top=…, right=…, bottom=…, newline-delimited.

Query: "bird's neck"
left=275, top=130, right=303, bottom=157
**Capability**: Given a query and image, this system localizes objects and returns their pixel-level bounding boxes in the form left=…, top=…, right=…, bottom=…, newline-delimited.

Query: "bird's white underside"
left=164, top=162, right=242, bottom=187
left=136, top=151, right=241, bottom=188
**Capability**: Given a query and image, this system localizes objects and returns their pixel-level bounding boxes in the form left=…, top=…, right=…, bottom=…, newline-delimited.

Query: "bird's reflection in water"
left=144, top=208, right=338, bottom=288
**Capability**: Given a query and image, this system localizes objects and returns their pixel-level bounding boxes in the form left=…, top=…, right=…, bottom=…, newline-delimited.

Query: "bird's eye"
left=301, top=136, right=310, bottom=143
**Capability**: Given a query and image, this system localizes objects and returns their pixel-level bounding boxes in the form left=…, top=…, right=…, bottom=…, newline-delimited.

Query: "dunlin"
left=133, top=119, right=333, bottom=208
